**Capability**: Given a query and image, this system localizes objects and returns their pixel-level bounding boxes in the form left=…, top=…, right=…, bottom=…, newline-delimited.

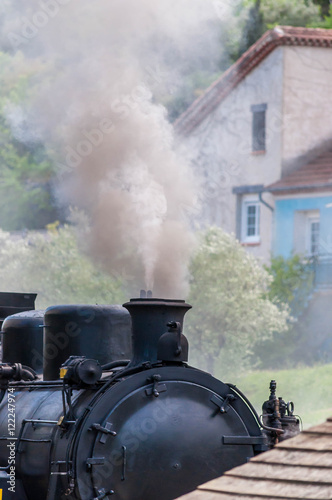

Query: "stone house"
left=175, top=26, right=332, bottom=265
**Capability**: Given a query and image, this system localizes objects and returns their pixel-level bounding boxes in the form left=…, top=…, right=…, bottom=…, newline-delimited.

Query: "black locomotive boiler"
left=0, top=292, right=299, bottom=500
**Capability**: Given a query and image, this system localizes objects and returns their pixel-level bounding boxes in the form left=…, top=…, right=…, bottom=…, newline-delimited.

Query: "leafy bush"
left=236, top=0, right=323, bottom=57
left=265, top=254, right=314, bottom=319
left=251, top=255, right=314, bottom=369
left=260, top=0, right=321, bottom=28
left=185, top=227, right=289, bottom=376
left=0, top=51, right=59, bottom=230
left=310, top=5, right=332, bottom=27
left=0, top=225, right=125, bottom=309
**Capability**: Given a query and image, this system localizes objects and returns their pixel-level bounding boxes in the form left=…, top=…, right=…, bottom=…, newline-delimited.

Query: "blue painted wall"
left=274, top=195, right=332, bottom=257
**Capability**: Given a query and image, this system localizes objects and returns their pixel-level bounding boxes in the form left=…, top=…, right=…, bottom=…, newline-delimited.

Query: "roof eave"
left=175, top=26, right=332, bottom=137
left=266, top=182, right=332, bottom=195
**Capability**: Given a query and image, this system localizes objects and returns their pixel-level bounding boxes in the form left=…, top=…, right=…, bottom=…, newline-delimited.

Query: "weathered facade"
left=267, top=151, right=332, bottom=282
left=176, top=27, right=332, bottom=263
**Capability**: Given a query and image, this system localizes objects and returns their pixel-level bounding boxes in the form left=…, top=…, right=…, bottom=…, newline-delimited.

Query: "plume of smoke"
left=0, top=0, right=228, bottom=298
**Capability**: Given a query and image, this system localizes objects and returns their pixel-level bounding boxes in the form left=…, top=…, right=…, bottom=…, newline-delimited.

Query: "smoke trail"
left=0, top=0, right=226, bottom=297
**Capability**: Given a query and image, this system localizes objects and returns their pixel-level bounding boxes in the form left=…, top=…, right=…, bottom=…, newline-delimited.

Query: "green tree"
left=252, top=255, right=314, bottom=369
left=265, top=255, right=314, bottom=318
left=0, top=52, right=59, bottom=230
left=0, top=224, right=125, bottom=309
left=238, top=0, right=264, bottom=57
left=163, top=71, right=222, bottom=123
left=309, top=4, right=332, bottom=27
left=185, top=228, right=289, bottom=377
left=260, top=0, right=321, bottom=28
left=313, top=0, right=331, bottom=17
left=236, top=0, right=322, bottom=56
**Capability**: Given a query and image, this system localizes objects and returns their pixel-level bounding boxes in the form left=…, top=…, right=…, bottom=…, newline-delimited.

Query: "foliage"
left=0, top=225, right=126, bottom=309
left=185, top=227, right=289, bottom=377
left=313, top=0, right=331, bottom=17
left=0, top=132, right=57, bottom=230
left=0, top=52, right=58, bottom=230
left=265, top=254, right=314, bottom=318
left=238, top=0, right=264, bottom=57
left=250, top=255, right=314, bottom=369
left=260, top=0, right=321, bottom=28
left=237, top=0, right=322, bottom=55
left=0, top=1, right=329, bottom=226
left=230, top=0, right=330, bottom=71
left=309, top=5, right=332, bottom=27
left=168, top=0, right=328, bottom=110
left=163, top=71, right=222, bottom=123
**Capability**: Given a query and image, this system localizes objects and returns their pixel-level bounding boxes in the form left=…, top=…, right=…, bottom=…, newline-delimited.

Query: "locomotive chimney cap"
left=125, top=297, right=191, bottom=306
left=139, top=290, right=153, bottom=299
left=123, top=297, right=192, bottom=367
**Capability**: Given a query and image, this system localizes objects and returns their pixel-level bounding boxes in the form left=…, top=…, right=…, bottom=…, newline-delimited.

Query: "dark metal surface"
left=0, top=292, right=37, bottom=328
left=1, top=311, right=44, bottom=373
left=61, top=356, right=102, bottom=387
left=157, top=321, right=189, bottom=363
left=0, top=387, right=62, bottom=499
left=0, top=382, right=95, bottom=500
left=90, top=383, right=252, bottom=499
left=72, top=366, right=263, bottom=500
left=0, top=471, right=28, bottom=500
left=0, top=296, right=300, bottom=500
left=0, top=365, right=267, bottom=500
left=262, top=380, right=300, bottom=447
left=123, top=298, right=192, bottom=367
left=0, top=363, right=37, bottom=382
left=43, top=305, right=132, bottom=380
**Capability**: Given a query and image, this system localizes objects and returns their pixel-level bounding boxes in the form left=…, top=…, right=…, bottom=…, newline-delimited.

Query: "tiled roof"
left=266, top=150, right=332, bottom=194
left=175, top=27, right=332, bottom=136
left=177, top=416, right=332, bottom=500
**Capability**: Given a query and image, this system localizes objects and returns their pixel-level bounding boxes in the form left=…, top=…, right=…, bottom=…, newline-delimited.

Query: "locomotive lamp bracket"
left=145, top=374, right=167, bottom=397
left=93, top=487, right=115, bottom=499
left=89, top=422, right=117, bottom=444
left=211, top=394, right=236, bottom=414
left=86, top=457, right=106, bottom=470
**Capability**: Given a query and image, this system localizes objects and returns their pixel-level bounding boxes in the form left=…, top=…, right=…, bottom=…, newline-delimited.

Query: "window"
left=308, top=217, right=320, bottom=256
left=293, top=210, right=320, bottom=257
left=241, top=196, right=260, bottom=243
left=251, top=103, right=267, bottom=152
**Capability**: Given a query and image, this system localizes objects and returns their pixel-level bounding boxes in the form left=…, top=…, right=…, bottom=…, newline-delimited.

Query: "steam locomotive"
left=0, top=291, right=299, bottom=500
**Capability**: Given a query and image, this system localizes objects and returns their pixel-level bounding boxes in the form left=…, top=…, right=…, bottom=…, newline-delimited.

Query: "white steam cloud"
left=0, top=0, right=226, bottom=297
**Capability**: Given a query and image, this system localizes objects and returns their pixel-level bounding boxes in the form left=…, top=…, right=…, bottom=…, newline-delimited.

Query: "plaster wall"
left=178, top=48, right=284, bottom=262
left=282, top=46, right=332, bottom=172
left=274, top=194, right=332, bottom=258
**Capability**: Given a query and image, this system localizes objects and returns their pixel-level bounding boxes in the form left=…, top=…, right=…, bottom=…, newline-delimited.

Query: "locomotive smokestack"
left=140, top=290, right=153, bottom=298
left=123, top=298, right=191, bottom=367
